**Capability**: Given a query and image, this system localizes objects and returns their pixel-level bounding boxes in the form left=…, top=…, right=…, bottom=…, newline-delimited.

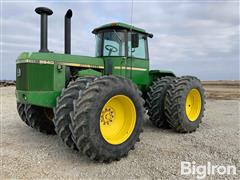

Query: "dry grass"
left=202, top=81, right=240, bottom=100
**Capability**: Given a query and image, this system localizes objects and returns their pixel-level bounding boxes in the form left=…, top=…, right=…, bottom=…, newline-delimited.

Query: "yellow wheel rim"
left=100, top=95, right=136, bottom=145
left=185, top=89, right=202, bottom=121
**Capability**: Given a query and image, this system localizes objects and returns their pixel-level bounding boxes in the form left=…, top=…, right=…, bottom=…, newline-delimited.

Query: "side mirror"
left=131, top=33, right=139, bottom=48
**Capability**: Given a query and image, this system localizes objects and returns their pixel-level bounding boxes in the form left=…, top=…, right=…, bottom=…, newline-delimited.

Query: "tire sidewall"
left=88, top=83, right=143, bottom=155
left=179, top=80, right=205, bottom=130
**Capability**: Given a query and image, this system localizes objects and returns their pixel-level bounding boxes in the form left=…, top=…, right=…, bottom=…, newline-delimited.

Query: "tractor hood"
left=16, top=52, right=104, bottom=108
left=17, top=52, right=104, bottom=69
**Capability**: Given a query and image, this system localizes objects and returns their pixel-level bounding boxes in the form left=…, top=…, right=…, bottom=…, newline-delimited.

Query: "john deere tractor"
left=16, top=7, right=205, bottom=162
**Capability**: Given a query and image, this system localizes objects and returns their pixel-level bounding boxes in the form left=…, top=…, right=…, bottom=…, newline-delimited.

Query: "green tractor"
left=16, top=7, right=205, bottom=162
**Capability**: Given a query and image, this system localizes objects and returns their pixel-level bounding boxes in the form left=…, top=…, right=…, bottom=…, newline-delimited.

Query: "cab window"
left=102, top=31, right=125, bottom=56
left=95, top=32, right=102, bottom=57
left=128, top=33, right=148, bottom=59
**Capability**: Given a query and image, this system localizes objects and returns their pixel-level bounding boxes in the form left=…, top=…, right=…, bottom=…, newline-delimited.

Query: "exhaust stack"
left=65, top=9, right=72, bottom=54
left=35, top=7, right=53, bottom=52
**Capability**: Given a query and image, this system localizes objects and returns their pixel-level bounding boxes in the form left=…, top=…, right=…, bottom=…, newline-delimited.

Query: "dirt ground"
left=202, top=80, right=240, bottom=100
left=1, top=83, right=240, bottom=179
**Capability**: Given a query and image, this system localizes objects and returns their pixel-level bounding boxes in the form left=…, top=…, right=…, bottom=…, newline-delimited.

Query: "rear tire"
left=165, top=76, right=205, bottom=133
left=146, top=76, right=175, bottom=128
left=17, top=102, right=30, bottom=126
left=53, top=77, right=94, bottom=150
left=71, top=76, right=146, bottom=162
left=25, top=105, right=56, bottom=134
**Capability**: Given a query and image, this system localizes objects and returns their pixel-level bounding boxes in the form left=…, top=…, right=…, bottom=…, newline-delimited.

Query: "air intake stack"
left=64, top=9, right=72, bottom=54
left=35, top=7, right=53, bottom=52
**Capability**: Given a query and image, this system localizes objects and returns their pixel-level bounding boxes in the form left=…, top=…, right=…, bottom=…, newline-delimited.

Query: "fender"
left=149, top=70, right=176, bottom=84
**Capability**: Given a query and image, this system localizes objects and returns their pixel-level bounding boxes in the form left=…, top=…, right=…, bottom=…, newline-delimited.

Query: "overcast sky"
left=1, top=0, right=239, bottom=80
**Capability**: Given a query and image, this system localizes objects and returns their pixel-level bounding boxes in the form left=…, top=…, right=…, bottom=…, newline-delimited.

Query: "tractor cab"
left=92, top=22, right=153, bottom=59
left=92, top=22, right=153, bottom=85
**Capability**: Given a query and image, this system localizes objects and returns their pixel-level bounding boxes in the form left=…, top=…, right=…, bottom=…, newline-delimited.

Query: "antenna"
left=130, top=0, right=134, bottom=79
left=130, top=0, right=134, bottom=30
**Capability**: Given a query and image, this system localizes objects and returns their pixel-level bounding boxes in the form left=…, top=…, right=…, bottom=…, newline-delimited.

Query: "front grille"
left=16, top=63, right=54, bottom=91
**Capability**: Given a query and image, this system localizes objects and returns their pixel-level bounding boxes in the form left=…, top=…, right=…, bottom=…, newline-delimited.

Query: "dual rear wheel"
left=146, top=76, right=205, bottom=133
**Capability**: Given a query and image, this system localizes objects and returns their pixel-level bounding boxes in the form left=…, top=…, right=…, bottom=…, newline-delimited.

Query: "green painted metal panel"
left=103, top=57, right=149, bottom=91
left=16, top=63, right=53, bottom=91
left=149, top=70, right=176, bottom=84
left=17, top=52, right=30, bottom=60
left=29, top=64, right=54, bottom=90
left=16, top=64, right=28, bottom=90
left=17, top=52, right=104, bottom=67
left=103, top=57, right=123, bottom=77
left=78, top=69, right=102, bottom=77
left=16, top=63, right=66, bottom=92
left=127, top=57, right=149, bottom=85
left=16, top=90, right=60, bottom=108
left=92, top=22, right=148, bottom=35
left=53, top=64, right=65, bottom=91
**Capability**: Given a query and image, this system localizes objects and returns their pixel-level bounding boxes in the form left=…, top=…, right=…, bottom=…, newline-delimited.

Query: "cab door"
left=126, top=33, right=149, bottom=86
left=100, top=30, right=128, bottom=77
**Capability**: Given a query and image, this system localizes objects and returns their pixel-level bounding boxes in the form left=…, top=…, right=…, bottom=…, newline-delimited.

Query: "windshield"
left=95, top=30, right=125, bottom=57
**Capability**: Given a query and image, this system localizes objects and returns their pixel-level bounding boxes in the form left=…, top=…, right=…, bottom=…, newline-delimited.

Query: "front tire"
left=71, top=76, right=146, bottom=162
left=53, top=77, right=94, bottom=149
left=165, top=76, right=205, bottom=133
left=17, top=102, right=30, bottom=126
left=25, top=105, right=56, bottom=134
